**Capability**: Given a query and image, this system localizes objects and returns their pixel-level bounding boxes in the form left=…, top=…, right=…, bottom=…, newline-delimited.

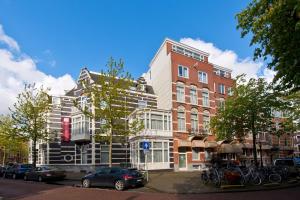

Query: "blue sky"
left=0, top=0, right=275, bottom=114
left=0, top=0, right=253, bottom=78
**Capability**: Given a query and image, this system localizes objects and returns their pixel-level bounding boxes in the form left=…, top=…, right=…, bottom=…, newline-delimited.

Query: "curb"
left=144, top=182, right=300, bottom=194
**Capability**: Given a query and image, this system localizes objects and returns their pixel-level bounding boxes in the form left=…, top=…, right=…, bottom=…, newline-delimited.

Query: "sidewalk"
left=64, top=171, right=300, bottom=194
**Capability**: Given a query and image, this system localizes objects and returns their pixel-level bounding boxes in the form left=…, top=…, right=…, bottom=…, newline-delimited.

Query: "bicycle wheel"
left=251, top=174, right=262, bottom=186
left=201, top=173, right=209, bottom=185
left=269, top=174, right=281, bottom=184
left=211, top=170, right=221, bottom=187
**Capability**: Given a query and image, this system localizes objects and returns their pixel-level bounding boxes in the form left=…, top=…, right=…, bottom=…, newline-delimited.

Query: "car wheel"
left=82, top=179, right=91, bottom=188
left=12, top=174, right=17, bottom=179
left=38, top=176, right=43, bottom=182
left=24, top=175, right=28, bottom=181
left=114, top=180, right=125, bottom=191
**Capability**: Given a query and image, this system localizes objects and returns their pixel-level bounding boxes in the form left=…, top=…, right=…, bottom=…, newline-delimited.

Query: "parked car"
left=0, top=166, right=5, bottom=177
left=24, top=166, right=66, bottom=182
left=3, top=164, right=33, bottom=179
left=81, top=167, right=145, bottom=191
left=274, top=158, right=299, bottom=177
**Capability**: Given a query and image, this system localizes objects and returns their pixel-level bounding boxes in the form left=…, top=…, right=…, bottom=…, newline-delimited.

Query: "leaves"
left=237, top=0, right=300, bottom=92
left=9, top=84, right=52, bottom=166
left=211, top=74, right=293, bottom=166
left=75, top=58, right=144, bottom=166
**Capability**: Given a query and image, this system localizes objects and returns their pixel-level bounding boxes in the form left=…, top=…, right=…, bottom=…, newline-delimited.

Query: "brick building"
left=144, top=38, right=234, bottom=171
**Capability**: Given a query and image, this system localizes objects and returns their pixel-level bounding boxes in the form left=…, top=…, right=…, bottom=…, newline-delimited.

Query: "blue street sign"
left=142, top=141, right=150, bottom=150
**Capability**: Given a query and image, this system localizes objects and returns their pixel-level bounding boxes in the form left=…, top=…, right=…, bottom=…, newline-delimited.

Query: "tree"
left=237, top=0, right=300, bottom=92
left=10, top=84, right=52, bottom=167
left=0, top=115, right=28, bottom=165
left=75, top=58, right=143, bottom=167
left=211, top=75, right=284, bottom=166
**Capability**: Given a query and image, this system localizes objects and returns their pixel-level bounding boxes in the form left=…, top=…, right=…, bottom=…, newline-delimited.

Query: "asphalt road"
left=0, top=178, right=299, bottom=200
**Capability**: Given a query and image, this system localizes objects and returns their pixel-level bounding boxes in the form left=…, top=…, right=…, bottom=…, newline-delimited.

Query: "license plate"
left=137, top=179, right=142, bottom=182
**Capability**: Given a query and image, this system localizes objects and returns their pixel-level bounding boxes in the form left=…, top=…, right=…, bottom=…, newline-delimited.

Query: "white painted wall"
left=145, top=43, right=172, bottom=110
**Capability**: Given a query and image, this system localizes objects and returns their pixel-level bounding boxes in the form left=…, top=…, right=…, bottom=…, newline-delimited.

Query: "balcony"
left=71, top=130, right=90, bottom=143
left=133, top=129, right=172, bottom=138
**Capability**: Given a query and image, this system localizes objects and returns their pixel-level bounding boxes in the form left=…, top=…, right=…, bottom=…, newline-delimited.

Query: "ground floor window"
left=131, top=140, right=170, bottom=166
left=192, top=148, right=201, bottom=160
left=100, top=145, right=109, bottom=164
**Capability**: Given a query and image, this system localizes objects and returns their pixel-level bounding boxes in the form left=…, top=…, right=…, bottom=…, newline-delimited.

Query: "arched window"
left=191, top=108, right=198, bottom=133
left=203, top=110, right=210, bottom=134
left=202, top=88, right=209, bottom=107
left=177, top=106, right=186, bottom=131
left=190, top=85, right=198, bottom=105
left=176, top=82, right=185, bottom=103
left=218, top=98, right=225, bottom=110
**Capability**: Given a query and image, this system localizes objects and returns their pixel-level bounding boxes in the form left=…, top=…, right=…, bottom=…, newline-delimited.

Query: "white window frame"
left=203, top=111, right=210, bottom=134
left=178, top=65, right=189, bottom=78
left=177, top=107, right=186, bottom=131
left=191, top=109, right=198, bottom=133
left=202, top=89, right=209, bottom=107
left=176, top=83, right=185, bottom=103
left=190, top=86, right=198, bottom=105
left=198, top=71, right=208, bottom=84
left=219, top=84, right=225, bottom=94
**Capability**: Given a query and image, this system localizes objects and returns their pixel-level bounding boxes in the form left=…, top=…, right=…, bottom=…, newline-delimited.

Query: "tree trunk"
left=2, top=147, right=6, bottom=166
left=251, top=114, right=258, bottom=167
left=32, top=138, right=37, bottom=168
left=109, top=127, right=113, bottom=167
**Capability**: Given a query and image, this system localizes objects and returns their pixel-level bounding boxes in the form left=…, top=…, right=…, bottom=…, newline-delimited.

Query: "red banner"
left=61, top=117, right=71, bottom=142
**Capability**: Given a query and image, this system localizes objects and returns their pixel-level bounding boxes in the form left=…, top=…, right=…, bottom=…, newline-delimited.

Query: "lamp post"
left=259, top=141, right=263, bottom=167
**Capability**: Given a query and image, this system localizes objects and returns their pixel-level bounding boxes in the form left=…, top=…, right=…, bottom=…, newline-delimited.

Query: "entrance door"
left=179, top=153, right=187, bottom=170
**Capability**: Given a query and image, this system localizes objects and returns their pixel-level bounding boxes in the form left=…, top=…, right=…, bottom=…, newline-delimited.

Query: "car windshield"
left=41, top=166, right=57, bottom=171
left=20, top=164, right=32, bottom=168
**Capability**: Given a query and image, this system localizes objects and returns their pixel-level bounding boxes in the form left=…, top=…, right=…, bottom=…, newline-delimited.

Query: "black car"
left=81, top=167, right=145, bottom=191
left=0, top=166, right=6, bottom=177
left=3, top=164, right=33, bottom=179
left=24, top=166, right=66, bottom=182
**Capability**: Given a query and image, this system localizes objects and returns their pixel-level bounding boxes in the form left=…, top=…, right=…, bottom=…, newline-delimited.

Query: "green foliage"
left=10, top=84, right=52, bottom=167
left=0, top=115, right=28, bottom=165
left=75, top=58, right=144, bottom=166
left=211, top=75, right=287, bottom=166
left=237, top=0, right=300, bottom=92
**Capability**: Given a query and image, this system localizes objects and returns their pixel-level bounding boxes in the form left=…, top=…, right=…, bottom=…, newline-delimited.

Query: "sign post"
left=142, top=141, right=150, bottom=182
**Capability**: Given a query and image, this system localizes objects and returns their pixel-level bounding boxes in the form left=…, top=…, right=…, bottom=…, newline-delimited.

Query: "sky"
left=0, top=0, right=275, bottom=114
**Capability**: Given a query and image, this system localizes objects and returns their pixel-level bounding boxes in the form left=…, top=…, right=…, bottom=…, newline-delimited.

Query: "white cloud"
left=0, top=24, right=20, bottom=51
left=180, top=38, right=275, bottom=81
left=0, top=24, right=76, bottom=114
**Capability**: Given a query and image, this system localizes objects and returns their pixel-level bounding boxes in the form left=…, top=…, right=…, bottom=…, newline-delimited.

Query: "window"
left=178, top=65, right=189, bottom=78
left=198, top=71, right=208, bottom=83
left=151, top=114, right=163, bottom=130
left=227, top=87, right=233, bottom=96
left=177, top=107, right=185, bottom=131
left=192, top=148, right=200, bottom=160
left=203, top=111, right=210, bottom=134
left=219, top=84, right=225, bottom=94
left=202, top=89, right=209, bottom=107
left=220, top=70, right=225, bottom=77
left=163, top=115, right=171, bottom=131
left=101, top=145, right=109, bottom=164
left=191, top=109, right=198, bottom=132
left=138, top=100, right=147, bottom=108
left=218, top=98, right=225, bottom=110
left=190, top=86, right=198, bottom=105
left=176, top=83, right=185, bottom=102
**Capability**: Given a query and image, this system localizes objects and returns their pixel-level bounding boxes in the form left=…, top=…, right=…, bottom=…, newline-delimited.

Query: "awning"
left=231, top=144, right=243, bottom=154
left=261, top=145, right=272, bottom=150
left=205, top=141, right=218, bottom=148
left=218, top=144, right=235, bottom=153
left=192, top=140, right=205, bottom=148
left=178, top=140, right=192, bottom=147
left=243, top=143, right=253, bottom=149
